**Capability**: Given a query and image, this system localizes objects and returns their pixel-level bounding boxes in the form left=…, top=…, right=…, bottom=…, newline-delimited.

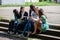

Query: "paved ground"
left=0, top=6, right=60, bottom=24
left=0, top=31, right=41, bottom=40
left=0, top=34, right=40, bottom=40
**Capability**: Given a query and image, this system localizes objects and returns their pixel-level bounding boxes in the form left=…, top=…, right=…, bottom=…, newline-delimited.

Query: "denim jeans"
left=22, top=20, right=34, bottom=35
left=8, top=21, right=17, bottom=32
left=14, top=19, right=28, bottom=33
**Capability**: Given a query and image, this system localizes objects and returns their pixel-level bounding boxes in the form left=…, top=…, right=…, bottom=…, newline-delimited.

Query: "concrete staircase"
left=0, top=19, right=60, bottom=40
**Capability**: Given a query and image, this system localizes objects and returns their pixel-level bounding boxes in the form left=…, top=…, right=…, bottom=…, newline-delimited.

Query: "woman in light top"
left=32, top=8, right=41, bottom=34
left=29, top=5, right=41, bottom=34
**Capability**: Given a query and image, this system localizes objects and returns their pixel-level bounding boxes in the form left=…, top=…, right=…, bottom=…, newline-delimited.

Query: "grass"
left=28, top=38, right=40, bottom=40
left=0, top=16, right=3, bottom=20
left=25, top=2, right=60, bottom=6
left=0, top=2, right=60, bottom=7
left=28, top=38, right=32, bottom=40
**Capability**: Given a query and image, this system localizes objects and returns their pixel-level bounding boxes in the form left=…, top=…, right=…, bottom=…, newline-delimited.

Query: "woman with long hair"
left=14, top=6, right=28, bottom=34
left=29, top=5, right=41, bottom=34
left=32, top=8, right=41, bottom=34
left=39, top=8, right=49, bottom=32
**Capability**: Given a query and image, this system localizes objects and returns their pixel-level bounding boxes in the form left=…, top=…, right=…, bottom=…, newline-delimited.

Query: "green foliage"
left=0, top=16, right=3, bottom=20
left=0, top=2, right=60, bottom=7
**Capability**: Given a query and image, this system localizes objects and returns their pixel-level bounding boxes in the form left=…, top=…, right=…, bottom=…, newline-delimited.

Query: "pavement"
left=0, top=6, right=60, bottom=24
left=0, top=31, right=41, bottom=40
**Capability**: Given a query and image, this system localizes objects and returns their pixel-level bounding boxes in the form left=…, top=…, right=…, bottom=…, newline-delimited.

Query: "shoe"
left=8, top=31, right=14, bottom=34
left=19, top=34, right=25, bottom=38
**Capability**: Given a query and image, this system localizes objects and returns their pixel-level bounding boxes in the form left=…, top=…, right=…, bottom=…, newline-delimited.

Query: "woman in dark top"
left=14, top=6, right=28, bottom=34
left=8, top=9, right=20, bottom=34
left=19, top=7, right=28, bottom=19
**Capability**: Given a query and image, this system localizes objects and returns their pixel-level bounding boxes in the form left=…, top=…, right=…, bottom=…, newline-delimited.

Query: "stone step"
left=0, top=31, right=28, bottom=40
left=0, top=19, right=9, bottom=23
left=0, top=22, right=9, bottom=27
left=0, top=31, right=60, bottom=40
left=0, top=27, right=60, bottom=37
left=49, top=23, right=60, bottom=30
left=0, top=27, right=8, bottom=32
left=0, top=21, right=60, bottom=30
left=29, top=34, right=60, bottom=40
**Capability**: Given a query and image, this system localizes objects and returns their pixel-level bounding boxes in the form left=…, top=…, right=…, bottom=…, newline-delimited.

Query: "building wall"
left=25, top=0, right=39, bottom=2
left=51, top=0, right=60, bottom=3
left=31, top=0, right=39, bottom=2
left=1, top=0, right=25, bottom=5
left=25, top=0, right=30, bottom=2
left=57, top=0, right=60, bottom=3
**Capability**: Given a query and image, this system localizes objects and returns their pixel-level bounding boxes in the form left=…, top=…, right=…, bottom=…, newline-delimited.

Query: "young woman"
left=39, top=8, right=49, bottom=32
left=29, top=5, right=41, bottom=34
left=31, top=8, right=41, bottom=34
left=8, top=9, right=20, bottom=34
left=14, top=6, right=28, bottom=34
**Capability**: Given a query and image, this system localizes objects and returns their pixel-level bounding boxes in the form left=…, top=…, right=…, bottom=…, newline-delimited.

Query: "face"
left=21, top=7, right=25, bottom=12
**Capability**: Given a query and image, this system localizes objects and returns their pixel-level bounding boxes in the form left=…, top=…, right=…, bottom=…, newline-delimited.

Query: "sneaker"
left=19, top=34, right=25, bottom=38
left=8, top=31, right=14, bottom=35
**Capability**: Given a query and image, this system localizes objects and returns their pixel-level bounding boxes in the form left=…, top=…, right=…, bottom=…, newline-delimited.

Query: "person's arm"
left=24, top=12, right=28, bottom=17
left=40, top=15, right=46, bottom=21
left=22, top=12, right=29, bottom=19
left=32, top=16, right=39, bottom=21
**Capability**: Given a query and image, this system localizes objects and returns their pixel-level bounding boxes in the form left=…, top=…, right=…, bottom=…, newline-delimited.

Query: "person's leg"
left=32, top=21, right=38, bottom=34
left=37, top=23, right=42, bottom=33
left=22, top=20, right=31, bottom=35
left=8, top=21, right=14, bottom=32
left=37, top=26, right=42, bottom=33
left=13, top=23, right=17, bottom=32
left=14, top=21, right=24, bottom=34
left=8, top=21, right=14, bottom=34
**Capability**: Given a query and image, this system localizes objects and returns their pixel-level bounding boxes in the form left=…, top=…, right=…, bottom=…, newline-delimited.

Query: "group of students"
left=8, top=5, right=49, bottom=35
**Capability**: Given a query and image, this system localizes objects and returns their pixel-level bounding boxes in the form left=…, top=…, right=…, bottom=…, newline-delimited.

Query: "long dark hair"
left=19, top=6, right=24, bottom=14
left=30, top=4, right=35, bottom=11
left=29, top=4, right=35, bottom=16
left=13, top=9, right=20, bottom=19
left=39, top=8, right=47, bottom=18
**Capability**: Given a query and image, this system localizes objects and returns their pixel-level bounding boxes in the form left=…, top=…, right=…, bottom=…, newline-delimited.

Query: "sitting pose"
left=14, top=6, right=28, bottom=34
left=30, top=8, right=49, bottom=34
left=31, top=7, right=41, bottom=34
left=8, top=9, right=20, bottom=34
left=39, top=8, right=49, bottom=33
left=27, top=5, right=41, bottom=34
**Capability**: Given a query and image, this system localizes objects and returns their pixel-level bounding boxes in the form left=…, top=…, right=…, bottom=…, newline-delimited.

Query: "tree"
left=39, top=0, right=42, bottom=2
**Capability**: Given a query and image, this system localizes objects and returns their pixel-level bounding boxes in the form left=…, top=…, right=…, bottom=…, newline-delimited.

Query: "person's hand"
left=30, top=17, right=33, bottom=21
left=24, top=16, right=27, bottom=18
left=18, top=19, right=22, bottom=22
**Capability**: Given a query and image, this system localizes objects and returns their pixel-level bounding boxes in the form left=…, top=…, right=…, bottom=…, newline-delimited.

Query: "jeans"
left=22, top=20, right=34, bottom=35
left=8, top=21, right=17, bottom=32
left=14, top=20, right=28, bottom=33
